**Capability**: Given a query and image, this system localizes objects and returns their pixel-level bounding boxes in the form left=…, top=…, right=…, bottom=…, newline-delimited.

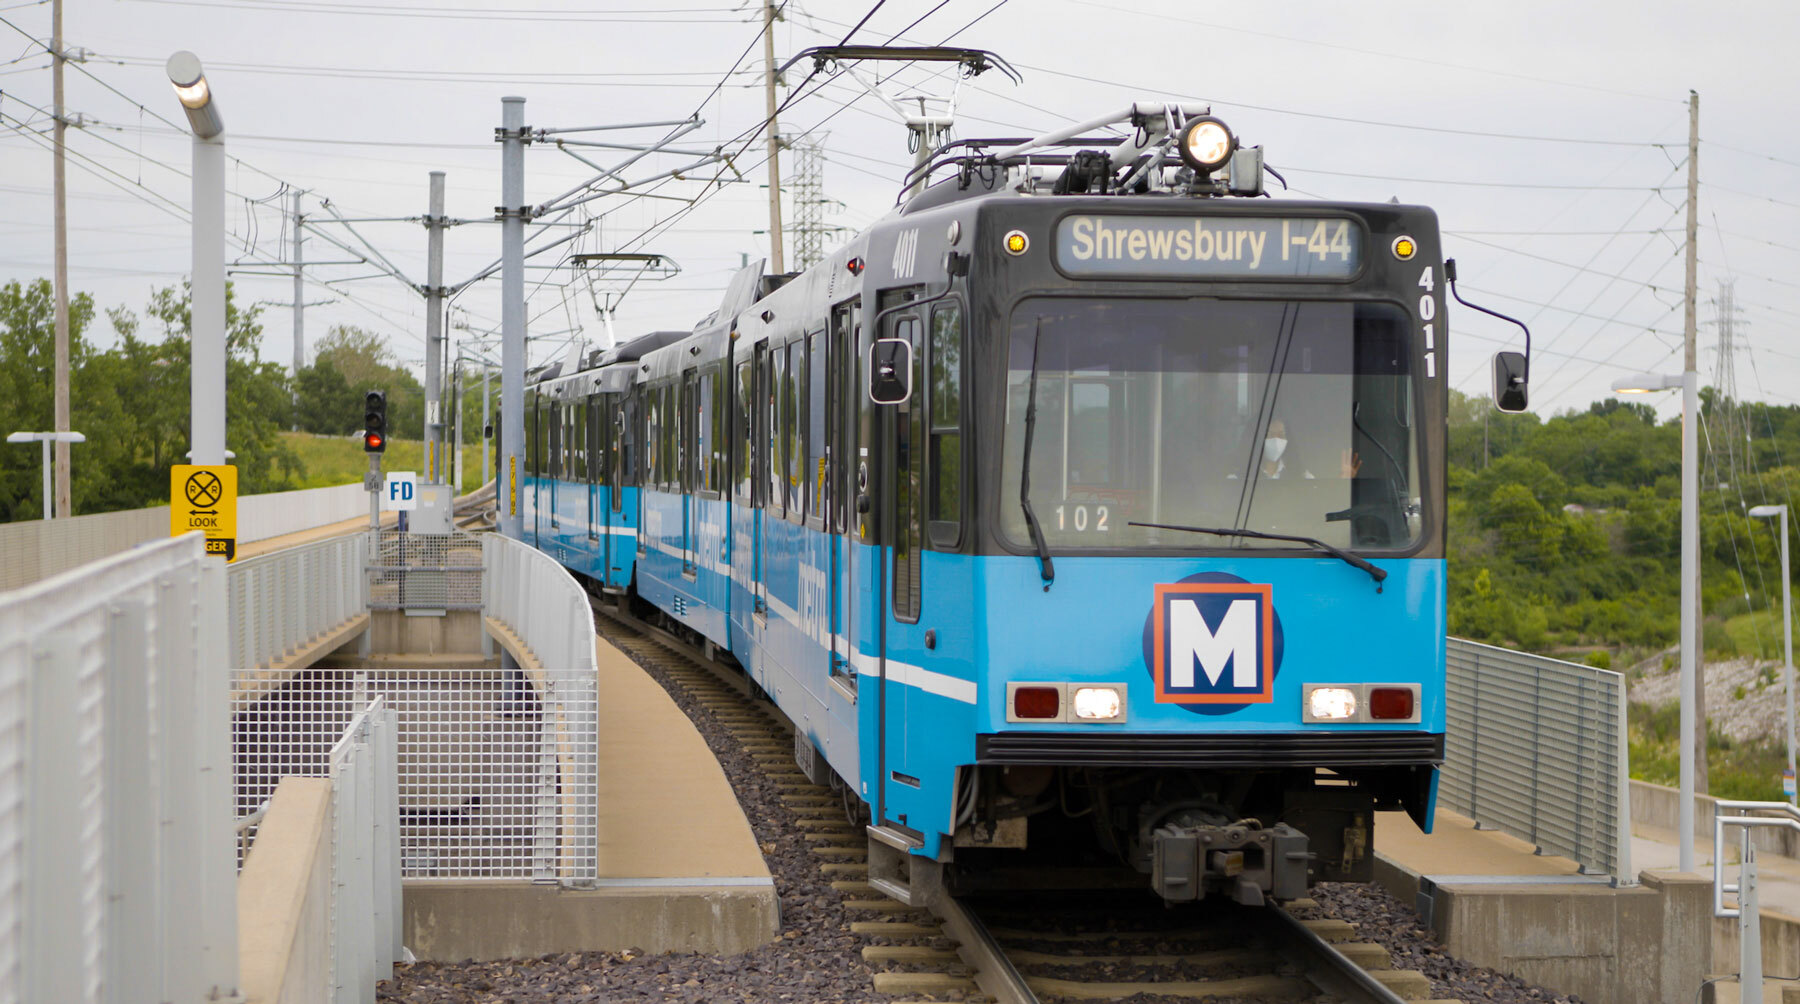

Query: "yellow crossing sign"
left=171, top=464, right=238, bottom=561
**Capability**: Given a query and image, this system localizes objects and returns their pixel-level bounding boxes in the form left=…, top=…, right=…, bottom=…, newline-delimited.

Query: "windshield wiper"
left=1019, top=319, right=1055, bottom=591
left=1126, top=520, right=1387, bottom=593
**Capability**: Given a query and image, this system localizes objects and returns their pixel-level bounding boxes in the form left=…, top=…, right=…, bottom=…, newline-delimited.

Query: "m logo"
left=1152, top=582, right=1275, bottom=704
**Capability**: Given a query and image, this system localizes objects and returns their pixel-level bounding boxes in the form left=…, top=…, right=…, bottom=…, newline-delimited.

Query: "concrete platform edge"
left=403, top=880, right=780, bottom=961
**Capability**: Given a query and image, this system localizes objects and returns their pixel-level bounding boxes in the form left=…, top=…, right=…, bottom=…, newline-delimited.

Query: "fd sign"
left=383, top=471, right=419, bottom=511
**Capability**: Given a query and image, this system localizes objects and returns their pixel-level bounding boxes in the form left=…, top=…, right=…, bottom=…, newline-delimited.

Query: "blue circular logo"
left=1140, top=571, right=1285, bottom=716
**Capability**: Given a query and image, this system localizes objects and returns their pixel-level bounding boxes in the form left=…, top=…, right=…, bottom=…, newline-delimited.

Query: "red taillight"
left=1369, top=687, right=1415, bottom=720
left=1012, top=686, right=1060, bottom=720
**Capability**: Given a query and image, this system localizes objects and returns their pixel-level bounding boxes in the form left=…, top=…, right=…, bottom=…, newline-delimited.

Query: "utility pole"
left=51, top=0, right=71, bottom=517
left=423, top=170, right=446, bottom=483
left=291, top=188, right=304, bottom=430
left=452, top=362, right=463, bottom=494
left=481, top=357, right=491, bottom=492
left=762, top=0, right=785, bottom=274
left=1679, top=89, right=1703, bottom=871
left=498, top=97, right=526, bottom=539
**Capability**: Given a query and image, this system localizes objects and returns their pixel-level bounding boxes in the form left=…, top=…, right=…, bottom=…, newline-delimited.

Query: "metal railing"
left=0, top=533, right=238, bottom=1004
left=329, top=697, right=404, bottom=1004
left=234, top=530, right=599, bottom=885
left=229, top=532, right=368, bottom=669
left=483, top=532, right=598, bottom=672
left=1713, top=800, right=1800, bottom=1004
left=1439, top=637, right=1634, bottom=883
left=367, top=528, right=484, bottom=611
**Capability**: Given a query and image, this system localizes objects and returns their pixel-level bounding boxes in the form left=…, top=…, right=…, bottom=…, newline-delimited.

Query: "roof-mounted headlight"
left=1177, top=116, right=1236, bottom=174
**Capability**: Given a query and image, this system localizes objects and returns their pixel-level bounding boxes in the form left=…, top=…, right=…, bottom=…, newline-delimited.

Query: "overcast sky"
left=2, top=0, right=1796, bottom=419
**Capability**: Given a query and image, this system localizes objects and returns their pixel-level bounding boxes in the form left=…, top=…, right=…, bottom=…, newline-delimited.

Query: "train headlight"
left=1072, top=686, right=1126, bottom=722
left=1304, top=686, right=1358, bottom=722
left=1177, top=116, right=1235, bottom=174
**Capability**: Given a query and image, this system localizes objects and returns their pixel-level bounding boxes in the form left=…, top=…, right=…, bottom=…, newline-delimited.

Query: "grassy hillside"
left=280, top=432, right=490, bottom=494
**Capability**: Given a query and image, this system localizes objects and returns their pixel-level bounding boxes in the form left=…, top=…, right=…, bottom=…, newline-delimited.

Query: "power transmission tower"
left=1708, top=279, right=1752, bottom=489
left=788, top=134, right=834, bottom=270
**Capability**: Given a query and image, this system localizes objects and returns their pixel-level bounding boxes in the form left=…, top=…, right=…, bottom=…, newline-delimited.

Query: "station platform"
left=400, top=634, right=779, bottom=961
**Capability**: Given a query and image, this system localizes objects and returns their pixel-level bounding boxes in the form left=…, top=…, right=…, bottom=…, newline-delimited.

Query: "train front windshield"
left=999, top=297, right=1422, bottom=553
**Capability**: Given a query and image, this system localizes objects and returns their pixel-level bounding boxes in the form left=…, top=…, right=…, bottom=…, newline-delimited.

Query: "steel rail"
left=934, top=895, right=1038, bottom=1004
left=1266, top=904, right=1414, bottom=1004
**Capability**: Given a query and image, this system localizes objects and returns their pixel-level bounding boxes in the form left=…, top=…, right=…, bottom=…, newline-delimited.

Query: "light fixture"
left=1305, top=686, right=1358, bottom=721
left=1611, top=373, right=1682, bottom=394
left=1392, top=236, right=1417, bottom=261
left=1003, top=230, right=1028, bottom=255
left=1177, top=116, right=1235, bottom=174
left=165, top=50, right=223, bottom=140
left=1071, top=686, right=1125, bottom=722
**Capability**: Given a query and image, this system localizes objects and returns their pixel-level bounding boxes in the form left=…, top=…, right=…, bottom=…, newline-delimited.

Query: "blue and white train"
left=519, top=105, right=1514, bottom=904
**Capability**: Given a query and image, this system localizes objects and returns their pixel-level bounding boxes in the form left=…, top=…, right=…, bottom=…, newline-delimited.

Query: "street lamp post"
left=166, top=51, right=226, bottom=468
left=6, top=431, right=85, bottom=518
left=1749, top=503, right=1797, bottom=806
left=1613, top=369, right=1700, bottom=870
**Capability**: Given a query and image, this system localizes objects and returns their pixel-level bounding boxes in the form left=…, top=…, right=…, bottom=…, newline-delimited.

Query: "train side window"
left=617, top=395, right=636, bottom=495
left=691, top=368, right=712, bottom=496
left=526, top=392, right=537, bottom=476
left=734, top=359, right=753, bottom=502
left=795, top=341, right=810, bottom=521
left=663, top=383, right=677, bottom=492
left=574, top=401, right=588, bottom=483
left=770, top=345, right=786, bottom=515
left=709, top=365, right=726, bottom=494
left=928, top=302, right=964, bottom=548
left=548, top=400, right=563, bottom=481
left=807, top=331, right=826, bottom=525
left=534, top=394, right=548, bottom=478
left=592, top=394, right=608, bottom=487
left=684, top=370, right=700, bottom=493
left=645, top=385, right=661, bottom=488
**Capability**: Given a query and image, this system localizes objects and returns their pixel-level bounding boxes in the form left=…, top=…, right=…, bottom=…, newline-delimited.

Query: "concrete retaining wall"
left=1631, top=778, right=1800, bottom=858
left=1374, top=855, right=1714, bottom=1004
left=403, top=880, right=781, bottom=961
left=237, top=777, right=333, bottom=1004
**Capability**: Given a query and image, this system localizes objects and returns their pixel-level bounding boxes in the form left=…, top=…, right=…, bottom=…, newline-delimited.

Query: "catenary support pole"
left=762, top=0, right=785, bottom=274
left=452, top=361, right=463, bottom=493
left=52, top=0, right=71, bottom=516
left=499, top=97, right=526, bottom=539
left=424, top=170, right=446, bottom=482
left=291, top=188, right=304, bottom=429
left=1785, top=507, right=1796, bottom=806
left=482, top=359, right=491, bottom=491
left=1679, top=89, right=1701, bottom=873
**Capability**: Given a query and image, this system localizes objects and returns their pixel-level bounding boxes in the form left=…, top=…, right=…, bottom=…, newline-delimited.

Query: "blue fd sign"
left=382, top=471, right=418, bottom=511
left=1152, top=582, right=1275, bottom=704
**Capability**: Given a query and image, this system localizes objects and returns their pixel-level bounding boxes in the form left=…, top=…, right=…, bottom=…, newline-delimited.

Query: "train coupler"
left=1150, top=821, right=1310, bottom=905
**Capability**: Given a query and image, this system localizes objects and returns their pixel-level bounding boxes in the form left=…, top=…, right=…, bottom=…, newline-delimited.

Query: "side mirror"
left=868, top=338, right=913, bottom=405
left=1493, top=351, right=1528, bottom=413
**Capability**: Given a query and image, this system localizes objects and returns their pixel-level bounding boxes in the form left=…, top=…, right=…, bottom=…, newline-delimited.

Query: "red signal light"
left=1368, top=687, right=1415, bottom=720
left=1012, top=686, right=1060, bottom=720
left=364, top=432, right=384, bottom=451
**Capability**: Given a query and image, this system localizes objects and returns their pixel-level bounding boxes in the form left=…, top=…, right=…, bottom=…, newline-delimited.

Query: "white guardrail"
left=0, top=481, right=370, bottom=592
left=0, top=533, right=238, bottom=1004
left=1439, top=637, right=1634, bottom=883
left=327, top=697, right=404, bottom=1004
left=229, top=532, right=369, bottom=669
left=482, top=533, right=598, bottom=673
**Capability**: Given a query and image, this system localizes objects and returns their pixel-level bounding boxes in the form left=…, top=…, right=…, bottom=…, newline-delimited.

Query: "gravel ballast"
left=378, top=619, right=1587, bottom=1003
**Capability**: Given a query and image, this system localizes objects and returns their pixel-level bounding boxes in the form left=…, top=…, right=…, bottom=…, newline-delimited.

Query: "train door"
left=587, top=393, right=602, bottom=569
left=752, top=343, right=771, bottom=617
left=829, top=301, right=858, bottom=691
left=681, top=369, right=699, bottom=577
left=874, top=297, right=924, bottom=831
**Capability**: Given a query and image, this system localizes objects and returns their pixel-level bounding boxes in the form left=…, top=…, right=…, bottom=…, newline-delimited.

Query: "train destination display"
left=1056, top=215, right=1362, bottom=278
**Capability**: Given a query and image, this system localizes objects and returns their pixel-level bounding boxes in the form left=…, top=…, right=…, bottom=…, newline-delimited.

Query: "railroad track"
left=589, top=596, right=1451, bottom=1004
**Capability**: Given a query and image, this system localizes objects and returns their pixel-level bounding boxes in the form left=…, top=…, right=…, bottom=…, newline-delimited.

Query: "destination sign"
left=1055, top=215, right=1361, bottom=279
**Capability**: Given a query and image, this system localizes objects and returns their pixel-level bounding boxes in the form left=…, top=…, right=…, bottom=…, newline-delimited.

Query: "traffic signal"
left=363, top=390, right=387, bottom=453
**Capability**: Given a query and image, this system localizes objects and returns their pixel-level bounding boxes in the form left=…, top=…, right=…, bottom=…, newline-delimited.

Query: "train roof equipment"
left=901, top=103, right=1269, bottom=211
